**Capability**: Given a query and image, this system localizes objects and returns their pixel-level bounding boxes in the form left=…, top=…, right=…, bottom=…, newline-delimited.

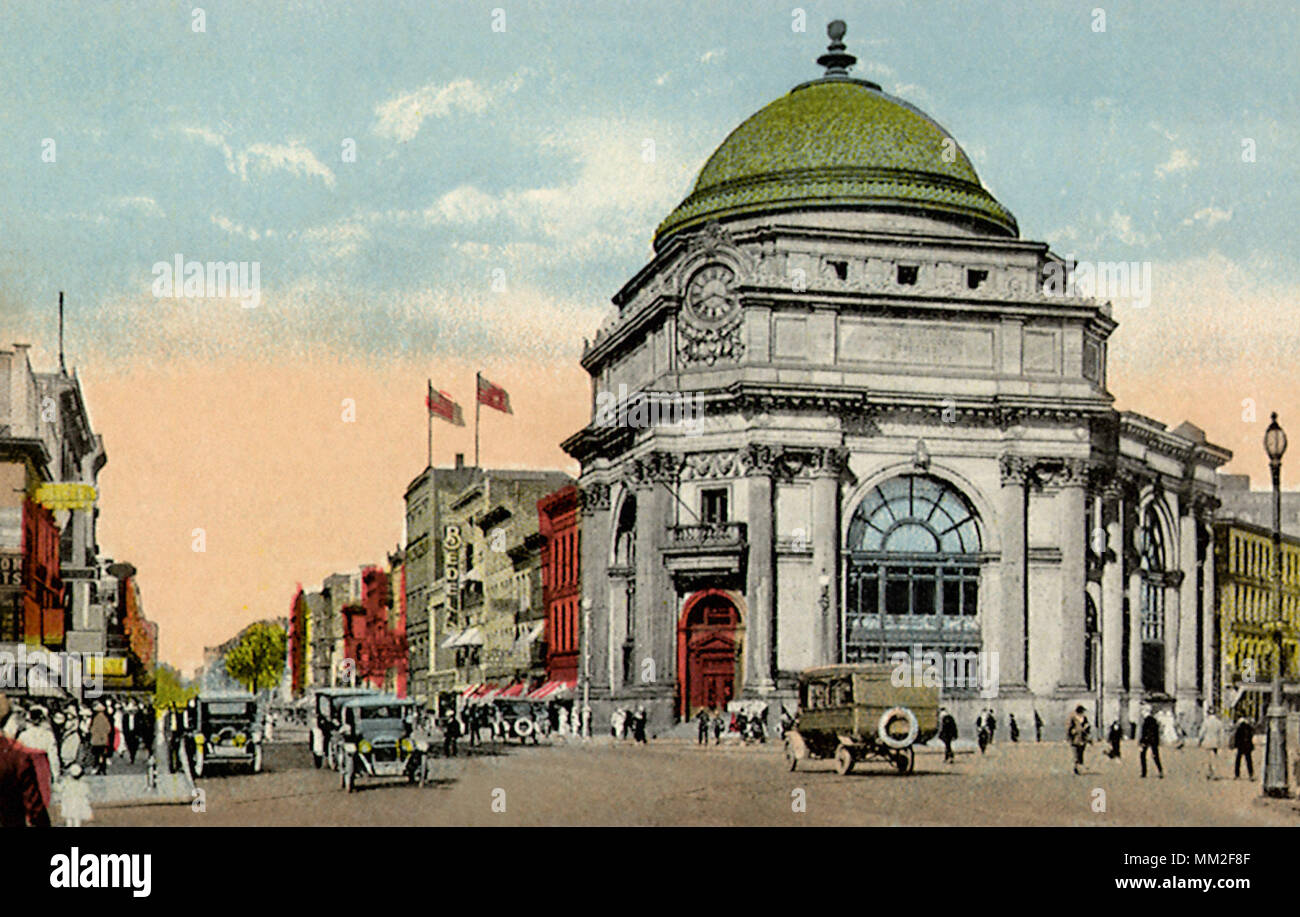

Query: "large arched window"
left=844, top=475, right=984, bottom=682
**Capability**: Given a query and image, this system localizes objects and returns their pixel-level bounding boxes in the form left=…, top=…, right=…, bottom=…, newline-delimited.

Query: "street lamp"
left=1263, top=412, right=1290, bottom=798
left=581, top=596, right=592, bottom=740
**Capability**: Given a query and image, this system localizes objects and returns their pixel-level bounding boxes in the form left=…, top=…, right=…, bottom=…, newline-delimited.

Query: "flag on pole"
left=476, top=374, right=512, bottom=414
left=426, top=383, right=465, bottom=426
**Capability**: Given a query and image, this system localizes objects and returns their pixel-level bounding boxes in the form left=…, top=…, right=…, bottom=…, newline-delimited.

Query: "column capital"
left=578, top=482, right=611, bottom=516
left=624, top=451, right=680, bottom=487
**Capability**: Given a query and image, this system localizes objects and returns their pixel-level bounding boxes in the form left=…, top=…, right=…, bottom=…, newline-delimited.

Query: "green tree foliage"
left=224, top=622, right=287, bottom=696
left=153, top=663, right=198, bottom=711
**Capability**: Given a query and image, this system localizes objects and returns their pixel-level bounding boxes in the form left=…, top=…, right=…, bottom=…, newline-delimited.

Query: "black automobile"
left=184, top=693, right=263, bottom=777
left=337, top=697, right=430, bottom=792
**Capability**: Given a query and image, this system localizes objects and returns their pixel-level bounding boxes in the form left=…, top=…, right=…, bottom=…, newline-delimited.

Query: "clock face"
left=685, top=264, right=738, bottom=323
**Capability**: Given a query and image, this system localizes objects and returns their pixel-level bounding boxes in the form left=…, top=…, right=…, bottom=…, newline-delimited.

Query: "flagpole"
left=474, top=371, right=481, bottom=469
left=427, top=380, right=433, bottom=470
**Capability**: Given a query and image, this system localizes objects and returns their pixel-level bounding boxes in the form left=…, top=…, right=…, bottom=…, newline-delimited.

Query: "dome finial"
left=817, top=19, right=857, bottom=77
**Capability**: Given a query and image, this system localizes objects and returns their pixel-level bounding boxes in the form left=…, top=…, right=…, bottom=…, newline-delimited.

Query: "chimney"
left=454, top=453, right=464, bottom=470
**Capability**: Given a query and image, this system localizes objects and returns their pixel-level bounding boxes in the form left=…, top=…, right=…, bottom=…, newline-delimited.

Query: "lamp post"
left=1263, top=412, right=1289, bottom=798
left=581, top=596, right=592, bottom=740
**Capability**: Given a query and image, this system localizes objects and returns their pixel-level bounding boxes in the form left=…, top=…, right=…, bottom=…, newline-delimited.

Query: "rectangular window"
left=701, top=488, right=729, bottom=524
left=897, top=264, right=919, bottom=285
left=913, top=576, right=936, bottom=615
left=885, top=572, right=910, bottom=614
left=942, top=575, right=961, bottom=615
left=967, top=268, right=988, bottom=289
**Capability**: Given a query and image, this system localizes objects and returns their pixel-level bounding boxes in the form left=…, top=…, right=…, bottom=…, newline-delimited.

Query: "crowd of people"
left=693, top=706, right=770, bottom=745
left=0, top=691, right=159, bottom=828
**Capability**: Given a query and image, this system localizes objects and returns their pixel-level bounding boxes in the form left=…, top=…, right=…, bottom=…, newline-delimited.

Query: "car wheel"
left=193, top=749, right=205, bottom=778
left=253, top=744, right=263, bottom=774
left=312, top=752, right=322, bottom=769
left=834, top=745, right=855, bottom=776
left=345, top=770, right=355, bottom=793
left=784, top=739, right=799, bottom=772
left=894, top=747, right=915, bottom=775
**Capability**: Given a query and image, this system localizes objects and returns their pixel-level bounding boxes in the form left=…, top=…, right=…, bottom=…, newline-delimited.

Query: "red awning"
left=528, top=680, right=576, bottom=700
left=498, top=682, right=526, bottom=697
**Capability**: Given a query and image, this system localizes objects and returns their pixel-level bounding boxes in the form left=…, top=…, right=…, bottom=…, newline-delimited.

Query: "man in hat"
left=89, top=702, right=113, bottom=775
left=1067, top=705, right=1090, bottom=775
left=0, top=694, right=51, bottom=827
left=1139, top=705, right=1164, bottom=778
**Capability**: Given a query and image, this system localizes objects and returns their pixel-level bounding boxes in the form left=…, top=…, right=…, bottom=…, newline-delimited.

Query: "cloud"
left=177, top=127, right=335, bottom=188
left=700, top=48, right=725, bottom=64
left=1155, top=148, right=1197, bottom=179
left=237, top=142, right=335, bottom=188
left=420, top=120, right=702, bottom=262
left=211, top=214, right=267, bottom=241
left=109, top=195, right=165, bottom=218
left=372, top=74, right=525, bottom=142
left=1182, top=205, right=1233, bottom=228
left=299, top=219, right=371, bottom=260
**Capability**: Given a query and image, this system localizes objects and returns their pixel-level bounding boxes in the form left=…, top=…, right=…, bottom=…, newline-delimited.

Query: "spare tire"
left=878, top=707, right=919, bottom=750
left=514, top=718, right=534, bottom=738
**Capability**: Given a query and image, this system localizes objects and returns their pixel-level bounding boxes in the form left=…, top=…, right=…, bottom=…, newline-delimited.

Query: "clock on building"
left=685, top=264, right=739, bottom=324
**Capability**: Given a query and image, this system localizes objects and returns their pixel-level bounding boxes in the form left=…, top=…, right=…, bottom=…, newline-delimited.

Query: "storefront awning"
left=455, top=627, right=483, bottom=647
left=441, top=631, right=466, bottom=649
left=498, top=682, right=526, bottom=697
left=528, top=679, right=576, bottom=700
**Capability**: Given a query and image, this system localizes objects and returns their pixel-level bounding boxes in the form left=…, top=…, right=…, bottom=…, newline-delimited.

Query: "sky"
left=1, top=0, right=1297, bottom=673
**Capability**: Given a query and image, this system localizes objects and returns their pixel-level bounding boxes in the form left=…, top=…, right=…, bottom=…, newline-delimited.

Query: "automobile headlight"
left=234, top=733, right=247, bottom=746
left=194, top=734, right=205, bottom=745
left=400, top=738, right=414, bottom=753
left=358, top=740, right=372, bottom=754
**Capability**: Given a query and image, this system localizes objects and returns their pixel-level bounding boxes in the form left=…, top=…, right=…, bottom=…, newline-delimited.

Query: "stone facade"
left=562, top=33, right=1231, bottom=737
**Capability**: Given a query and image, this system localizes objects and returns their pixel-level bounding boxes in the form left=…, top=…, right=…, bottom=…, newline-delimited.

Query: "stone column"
left=810, top=448, right=845, bottom=665
left=1202, top=513, right=1218, bottom=712
left=998, top=456, right=1030, bottom=690
left=632, top=457, right=676, bottom=692
left=744, top=446, right=776, bottom=693
left=1057, top=463, right=1089, bottom=692
left=1101, top=484, right=1126, bottom=723
left=579, top=481, right=612, bottom=694
left=1177, top=497, right=1200, bottom=708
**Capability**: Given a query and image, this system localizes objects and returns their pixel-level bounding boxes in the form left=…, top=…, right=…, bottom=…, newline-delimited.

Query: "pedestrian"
left=1198, top=712, right=1224, bottom=780
left=939, top=707, right=958, bottom=763
left=441, top=713, right=460, bottom=758
left=633, top=705, right=648, bottom=744
left=987, top=709, right=997, bottom=745
left=1106, top=719, right=1123, bottom=759
left=58, top=763, right=92, bottom=827
left=165, top=706, right=182, bottom=773
left=711, top=709, right=724, bottom=744
left=975, top=711, right=989, bottom=755
left=1139, top=707, right=1163, bottom=778
left=1067, top=705, right=1090, bottom=775
left=696, top=707, right=710, bottom=745
left=112, top=702, right=125, bottom=759
left=1008, top=712, right=1020, bottom=743
left=89, top=703, right=112, bottom=775
left=14, top=706, right=60, bottom=784
left=1033, top=708, right=1043, bottom=742
left=0, top=694, right=50, bottom=827
left=124, top=704, right=140, bottom=764
left=1232, top=717, right=1255, bottom=780
left=469, top=706, right=482, bottom=746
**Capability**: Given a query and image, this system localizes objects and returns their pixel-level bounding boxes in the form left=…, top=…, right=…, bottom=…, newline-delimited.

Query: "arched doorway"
left=677, top=591, right=740, bottom=718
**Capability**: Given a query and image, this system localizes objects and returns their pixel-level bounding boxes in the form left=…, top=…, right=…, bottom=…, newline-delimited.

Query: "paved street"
left=82, top=737, right=1300, bottom=827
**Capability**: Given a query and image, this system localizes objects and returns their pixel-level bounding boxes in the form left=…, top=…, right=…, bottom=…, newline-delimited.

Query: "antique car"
left=784, top=664, right=939, bottom=775
left=337, top=697, right=430, bottom=792
left=491, top=698, right=546, bottom=743
left=309, top=686, right=380, bottom=769
left=184, top=692, right=263, bottom=777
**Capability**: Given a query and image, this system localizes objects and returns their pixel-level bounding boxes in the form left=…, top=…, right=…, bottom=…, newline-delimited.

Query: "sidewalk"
left=82, top=771, right=195, bottom=808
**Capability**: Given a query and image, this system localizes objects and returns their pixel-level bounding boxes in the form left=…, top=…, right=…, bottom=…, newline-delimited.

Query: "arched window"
left=844, top=475, right=984, bottom=684
left=1138, top=502, right=1167, bottom=691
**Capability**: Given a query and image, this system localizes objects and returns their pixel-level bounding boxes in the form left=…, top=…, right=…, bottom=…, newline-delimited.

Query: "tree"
left=153, top=663, right=198, bottom=712
left=224, top=622, right=287, bottom=697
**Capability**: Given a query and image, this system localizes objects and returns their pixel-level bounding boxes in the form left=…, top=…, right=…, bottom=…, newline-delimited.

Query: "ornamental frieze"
left=677, top=312, right=745, bottom=367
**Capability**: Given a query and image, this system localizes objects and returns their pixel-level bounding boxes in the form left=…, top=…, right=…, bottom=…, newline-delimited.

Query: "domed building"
left=562, top=24, right=1230, bottom=737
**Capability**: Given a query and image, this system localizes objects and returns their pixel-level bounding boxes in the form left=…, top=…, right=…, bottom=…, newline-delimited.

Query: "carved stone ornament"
left=624, top=451, right=682, bottom=486
left=677, top=312, right=745, bottom=366
left=579, top=482, right=611, bottom=515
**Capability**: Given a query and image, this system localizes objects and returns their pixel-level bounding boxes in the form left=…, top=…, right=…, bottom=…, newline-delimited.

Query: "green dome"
left=654, top=78, right=1018, bottom=249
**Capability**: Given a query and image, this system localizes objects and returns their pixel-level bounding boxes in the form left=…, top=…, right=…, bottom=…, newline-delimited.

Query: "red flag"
left=426, top=382, right=465, bottom=426
left=477, top=374, right=512, bottom=414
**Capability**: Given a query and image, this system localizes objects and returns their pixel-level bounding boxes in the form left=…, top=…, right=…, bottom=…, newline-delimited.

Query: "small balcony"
left=662, top=522, right=747, bottom=584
